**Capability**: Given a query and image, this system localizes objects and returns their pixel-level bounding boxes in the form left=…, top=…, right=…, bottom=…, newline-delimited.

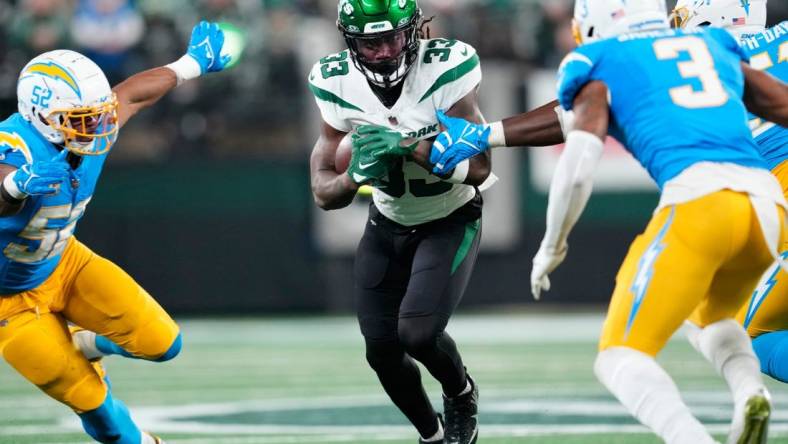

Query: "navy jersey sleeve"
left=556, top=46, right=598, bottom=111
left=708, top=27, right=750, bottom=63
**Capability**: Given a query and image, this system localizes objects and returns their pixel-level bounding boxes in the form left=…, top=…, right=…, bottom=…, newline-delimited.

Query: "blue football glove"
left=10, top=150, right=70, bottom=197
left=430, top=110, right=491, bottom=175
left=187, top=21, right=231, bottom=74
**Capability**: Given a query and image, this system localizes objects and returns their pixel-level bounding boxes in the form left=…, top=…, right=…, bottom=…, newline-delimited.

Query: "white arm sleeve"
left=541, top=130, right=604, bottom=252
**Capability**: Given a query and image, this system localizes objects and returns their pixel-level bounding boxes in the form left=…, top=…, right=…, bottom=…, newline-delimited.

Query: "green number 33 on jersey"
left=320, top=52, right=350, bottom=79
left=424, top=39, right=457, bottom=64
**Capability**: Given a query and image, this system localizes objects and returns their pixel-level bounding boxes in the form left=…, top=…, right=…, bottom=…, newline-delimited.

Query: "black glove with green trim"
left=347, top=125, right=417, bottom=185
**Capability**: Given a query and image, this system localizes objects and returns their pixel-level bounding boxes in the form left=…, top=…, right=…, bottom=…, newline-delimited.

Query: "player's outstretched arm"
left=531, top=81, right=607, bottom=300
left=114, top=21, right=232, bottom=128
left=742, top=63, right=788, bottom=126
left=430, top=99, right=567, bottom=175
left=499, top=100, right=566, bottom=147
left=310, top=121, right=358, bottom=210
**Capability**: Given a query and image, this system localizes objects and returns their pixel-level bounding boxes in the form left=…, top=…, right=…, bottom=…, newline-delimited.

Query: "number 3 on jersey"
left=4, top=199, right=90, bottom=263
left=654, top=36, right=728, bottom=109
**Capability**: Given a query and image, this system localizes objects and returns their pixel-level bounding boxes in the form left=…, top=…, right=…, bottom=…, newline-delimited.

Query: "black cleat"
left=418, top=414, right=444, bottom=444
left=443, top=374, right=478, bottom=444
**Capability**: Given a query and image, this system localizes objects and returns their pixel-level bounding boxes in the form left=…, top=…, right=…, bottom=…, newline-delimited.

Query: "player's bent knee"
left=154, top=332, right=182, bottom=362
left=63, top=371, right=108, bottom=412
left=694, top=318, right=751, bottom=365
left=364, top=339, right=403, bottom=371
left=130, top=321, right=180, bottom=361
left=594, top=346, right=650, bottom=388
left=4, top=329, right=105, bottom=411
left=397, top=319, right=440, bottom=354
left=752, top=330, right=788, bottom=383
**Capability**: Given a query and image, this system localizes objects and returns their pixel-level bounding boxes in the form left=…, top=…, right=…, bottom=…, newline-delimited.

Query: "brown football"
left=334, top=132, right=354, bottom=173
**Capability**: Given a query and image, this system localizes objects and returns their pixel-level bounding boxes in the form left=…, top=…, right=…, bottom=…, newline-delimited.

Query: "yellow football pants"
left=0, top=238, right=179, bottom=412
left=731, top=159, right=788, bottom=337
left=600, top=190, right=783, bottom=356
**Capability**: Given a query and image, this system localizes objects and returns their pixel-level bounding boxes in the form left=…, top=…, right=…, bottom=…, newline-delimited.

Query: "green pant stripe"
left=451, top=219, right=480, bottom=275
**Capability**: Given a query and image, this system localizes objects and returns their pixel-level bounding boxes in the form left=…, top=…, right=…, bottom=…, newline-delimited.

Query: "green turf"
left=1, top=312, right=787, bottom=443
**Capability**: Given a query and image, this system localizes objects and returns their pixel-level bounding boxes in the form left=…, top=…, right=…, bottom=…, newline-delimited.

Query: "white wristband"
left=2, top=171, right=25, bottom=200
left=487, top=121, right=506, bottom=148
left=165, top=55, right=202, bottom=86
left=444, top=159, right=470, bottom=184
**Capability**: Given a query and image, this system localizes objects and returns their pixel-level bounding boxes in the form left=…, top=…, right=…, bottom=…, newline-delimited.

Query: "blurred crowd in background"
left=1, top=0, right=787, bottom=164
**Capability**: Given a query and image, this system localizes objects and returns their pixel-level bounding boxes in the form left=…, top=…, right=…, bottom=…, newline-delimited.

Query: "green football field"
left=2, top=311, right=788, bottom=444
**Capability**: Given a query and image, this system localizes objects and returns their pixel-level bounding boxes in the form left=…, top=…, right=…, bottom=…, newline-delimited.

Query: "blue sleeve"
left=0, top=151, right=28, bottom=169
left=708, top=27, right=750, bottom=63
left=557, top=48, right=597, bottom=111
left=0, top=132, right=31, bottom=169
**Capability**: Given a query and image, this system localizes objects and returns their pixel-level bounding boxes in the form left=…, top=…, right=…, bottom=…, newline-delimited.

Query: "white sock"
left=595, top=347, right=717, bottom=444
left=694, top=319, right=765, bottom=404
left=72, top=329, right=107, bottom=361
left=692, top=319, right=769, bottom=444
left=685, top=320, right=703, bottom=353
left=421, top=417, right=444, bottom=442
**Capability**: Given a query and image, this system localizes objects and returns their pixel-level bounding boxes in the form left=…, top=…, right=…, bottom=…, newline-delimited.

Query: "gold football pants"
left=600, top=190, right=783, bottom=356
left=730, top=160, right=788, bottom=337
left=0, top=238, right=179, bottom=412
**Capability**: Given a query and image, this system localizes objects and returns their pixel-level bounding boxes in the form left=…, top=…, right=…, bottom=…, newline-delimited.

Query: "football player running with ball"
left=308, top=1, right=491, bottom=443
left=674, top=0, right=788, bottom=389
left=0, top=22, right=232, bottom=444
left=427, top=0, right=788, bottom=443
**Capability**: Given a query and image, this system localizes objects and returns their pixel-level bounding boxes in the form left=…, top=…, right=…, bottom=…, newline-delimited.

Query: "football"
left=334, top=132, right=354, bottom=173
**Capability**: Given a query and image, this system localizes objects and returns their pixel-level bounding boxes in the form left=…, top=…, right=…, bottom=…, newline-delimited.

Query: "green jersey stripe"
left=309, top=84, right=363, bottom=112
left=419, top=54, right=481, bottom=103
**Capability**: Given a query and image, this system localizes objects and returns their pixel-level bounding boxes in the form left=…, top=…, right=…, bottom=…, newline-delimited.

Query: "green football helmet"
left=337, top=0, right=423, bottom=88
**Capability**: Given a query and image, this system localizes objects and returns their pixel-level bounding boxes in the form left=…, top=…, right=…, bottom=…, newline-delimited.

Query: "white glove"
left=530, top=244, right=568, bottom=301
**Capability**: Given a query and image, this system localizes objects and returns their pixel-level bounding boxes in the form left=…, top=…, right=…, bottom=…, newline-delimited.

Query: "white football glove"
left=530, top=244, right=568, bottom=301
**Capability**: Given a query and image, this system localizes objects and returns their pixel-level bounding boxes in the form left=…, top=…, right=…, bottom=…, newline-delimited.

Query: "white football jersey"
left=309, top=39, right=482, bottom=226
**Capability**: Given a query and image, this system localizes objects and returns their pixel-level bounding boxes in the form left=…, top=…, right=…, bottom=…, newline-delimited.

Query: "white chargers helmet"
left=573, top=0, right=670, bottom=44
left=17, top=50, right=118, bottom=156
left=671, top=0, right=767, bottom=38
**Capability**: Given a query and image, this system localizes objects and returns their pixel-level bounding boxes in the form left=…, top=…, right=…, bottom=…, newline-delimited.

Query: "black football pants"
left=354, top=196, right=482, bottom=438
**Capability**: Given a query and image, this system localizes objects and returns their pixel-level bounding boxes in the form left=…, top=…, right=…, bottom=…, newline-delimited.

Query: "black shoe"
left=443, top=374, right=478, bottom=444
left=418, top=414, right=445, bottom=444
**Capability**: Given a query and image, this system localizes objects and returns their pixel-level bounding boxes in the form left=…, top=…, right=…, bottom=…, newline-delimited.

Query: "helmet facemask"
left=45, top=94, right=119, bottom=156
left=670, top=4, right=696, bottom=28
left=340, top=9, right=422, bottom=89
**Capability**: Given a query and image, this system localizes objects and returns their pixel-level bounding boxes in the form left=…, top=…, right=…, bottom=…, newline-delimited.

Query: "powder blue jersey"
left=558, top=27, right=766, bottom=189
left=739, top=21, right=788, bottom=170
left=0, top=113, right=106, bottom=294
